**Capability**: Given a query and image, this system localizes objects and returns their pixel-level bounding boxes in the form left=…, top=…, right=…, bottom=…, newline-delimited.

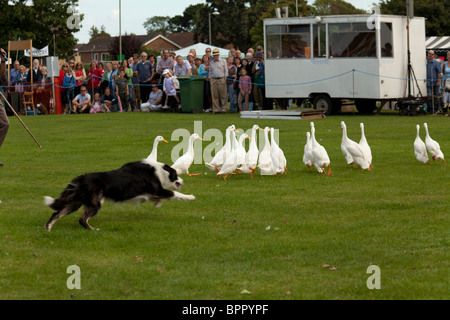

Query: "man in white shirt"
left=72, top=86, right=91, bottom=113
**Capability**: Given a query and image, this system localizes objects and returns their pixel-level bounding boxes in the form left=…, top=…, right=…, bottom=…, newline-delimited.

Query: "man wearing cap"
left=209, top=48, right=228, bottom=113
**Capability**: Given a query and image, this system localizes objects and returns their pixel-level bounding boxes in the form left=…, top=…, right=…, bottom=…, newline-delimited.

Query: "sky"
left=74, top=0, right=378, bottom=44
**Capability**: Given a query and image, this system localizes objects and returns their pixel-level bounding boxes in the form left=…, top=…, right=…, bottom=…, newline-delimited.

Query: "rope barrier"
left=0, top=68, right=441, bottom=90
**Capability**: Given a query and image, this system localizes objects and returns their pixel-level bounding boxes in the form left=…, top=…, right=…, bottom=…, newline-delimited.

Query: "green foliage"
left=380, top=0, right=449, bottom=36
left=89, top=25, right=110, bottom=42
left=143, top=16, right=171, bottom=36
left=312, top=0, right=365, bottom=15
left=0, top=0, right=82, bottom=59
left=169, top=4, right=204, bottom=33
left=250, top=0, right=313, bottom=48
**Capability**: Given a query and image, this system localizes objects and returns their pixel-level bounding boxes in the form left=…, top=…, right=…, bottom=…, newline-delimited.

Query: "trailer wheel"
left=354, top=99, right=376, bottom=114
left=313, top=94, right=333, bottom=115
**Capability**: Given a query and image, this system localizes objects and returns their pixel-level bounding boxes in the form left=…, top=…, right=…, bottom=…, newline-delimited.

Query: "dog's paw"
left=154, top=200, right=162, bottom=208
left=186, top=194, right=195, bottom=201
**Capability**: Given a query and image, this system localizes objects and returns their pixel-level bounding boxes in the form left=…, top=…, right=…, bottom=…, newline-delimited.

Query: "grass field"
left=0, top=110, right=448, bottom=300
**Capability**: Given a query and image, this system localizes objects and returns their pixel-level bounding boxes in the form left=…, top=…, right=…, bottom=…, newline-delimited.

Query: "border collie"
left=44, top=160, right=195, bottom=231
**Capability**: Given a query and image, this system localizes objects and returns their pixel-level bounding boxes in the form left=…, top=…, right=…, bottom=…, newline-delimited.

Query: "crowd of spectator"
left=2, top=45, right=271, bottom=115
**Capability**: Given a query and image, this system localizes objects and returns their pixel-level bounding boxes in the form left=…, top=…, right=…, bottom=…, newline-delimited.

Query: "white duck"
left=237, top=134, right=256, bottom=178
left=246, top=124, right=262, bottom=170
left=310, top=122, right=332, bottom=176
left=414, top=124, right=430, bottom=165
left=359, top=123, right=373, bottom=169
left=270, top=127, right=287, bottom=175
left=172, top=133, right=203, bottom=176
left=340, top=121, right=354, bottom=166
left=146, top=136, right=168, bottom=162
left=257, top=127, right=276, bottom=175
left=303, top=132, right=313, bottom=169
left=236, top=133, right=250, bottom=168
left=205, top=125, right=237, bottom=171
left=217, top=129, right=244, bottom=180
left=340, top=121, right=370, bottom=171
left=424, top=123, right=446, bottom=164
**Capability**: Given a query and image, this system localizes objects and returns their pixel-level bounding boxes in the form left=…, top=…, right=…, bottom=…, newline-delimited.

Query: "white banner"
left=24, top=46, right=49, bottom=57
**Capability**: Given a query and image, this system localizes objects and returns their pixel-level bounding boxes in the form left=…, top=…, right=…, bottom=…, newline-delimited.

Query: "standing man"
left=426, top=50, right=441, bottom=114
left=0, top=48, right=10, bottom=166
left=209, top=49, right=228, bottom=114
left=10, top=60, right=20, bottom=85
left=130, top=54, right=141, bottom=110
left=27, top=59, right=43, bottom=83
left=156, top=49, right=174, bottom=83
left=137, top=52, right=154, bottom=105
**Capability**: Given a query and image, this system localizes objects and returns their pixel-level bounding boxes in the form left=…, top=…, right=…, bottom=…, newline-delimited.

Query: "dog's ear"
left=162, top=164, right=178, bottom=182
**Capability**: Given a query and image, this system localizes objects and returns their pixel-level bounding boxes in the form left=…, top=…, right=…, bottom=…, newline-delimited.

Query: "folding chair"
left=22, top=91, right=37, bottom=116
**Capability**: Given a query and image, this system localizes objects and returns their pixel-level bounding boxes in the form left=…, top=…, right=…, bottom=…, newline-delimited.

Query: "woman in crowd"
left=226, top=56, right=237, bottom=112
left=74, top=61, right=86, bottom=96
left=198, top=54, right=211, bottom=112
left=100, top=62, right=112, bottom=95
left=87, top=60, right=101, bottom=96
left=122, top=59, right=135, bottom=111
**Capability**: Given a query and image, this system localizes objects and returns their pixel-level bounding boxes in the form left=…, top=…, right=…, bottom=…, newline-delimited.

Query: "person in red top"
left=74, top=61, right=86, bottom=96
left=87, top=60, right=101, bottom=96
left=59, top=62, right=69, bottom=108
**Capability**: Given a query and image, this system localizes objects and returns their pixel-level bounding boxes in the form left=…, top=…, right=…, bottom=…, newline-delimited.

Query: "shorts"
left=132, top=83, right=141, bottom=102
left=443, top=91, right=450, bottom=104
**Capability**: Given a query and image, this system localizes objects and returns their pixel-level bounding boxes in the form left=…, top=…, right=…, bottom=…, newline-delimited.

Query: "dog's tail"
left=44, top=182, right=80, bottom=211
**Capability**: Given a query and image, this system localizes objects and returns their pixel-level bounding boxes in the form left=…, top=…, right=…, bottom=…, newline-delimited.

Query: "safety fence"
left=0, top=69, right=439, bottom=115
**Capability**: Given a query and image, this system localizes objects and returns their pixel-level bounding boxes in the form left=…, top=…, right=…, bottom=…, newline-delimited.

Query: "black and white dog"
left=44, top=160, right=195, bottom=231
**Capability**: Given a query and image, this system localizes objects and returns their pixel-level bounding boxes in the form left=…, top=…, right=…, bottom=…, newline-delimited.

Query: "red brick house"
left=77, top=32, right=196, bottom=63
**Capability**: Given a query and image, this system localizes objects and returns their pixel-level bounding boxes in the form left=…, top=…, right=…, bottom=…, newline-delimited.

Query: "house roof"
left=78, top=32, right=195, bottom=53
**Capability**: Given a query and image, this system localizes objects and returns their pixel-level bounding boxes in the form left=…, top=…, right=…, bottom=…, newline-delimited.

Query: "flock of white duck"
left=146, top=121, right=446, bottom=179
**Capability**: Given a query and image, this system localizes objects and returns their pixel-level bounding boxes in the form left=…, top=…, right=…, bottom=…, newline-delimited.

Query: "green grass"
left=0, top=111, right=448, bottom=300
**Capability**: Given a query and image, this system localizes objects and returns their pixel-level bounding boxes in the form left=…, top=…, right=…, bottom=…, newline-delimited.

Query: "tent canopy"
left=157, top=42, right=230, bottom=61
left=426, top=36, right=450, bottom=55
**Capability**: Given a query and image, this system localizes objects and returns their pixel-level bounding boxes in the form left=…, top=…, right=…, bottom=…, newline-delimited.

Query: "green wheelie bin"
left=177, top=75, right=205, bottom=113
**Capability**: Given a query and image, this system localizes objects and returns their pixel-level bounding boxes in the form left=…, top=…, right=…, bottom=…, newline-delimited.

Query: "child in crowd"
left=90, top=93, right=103, bottom=113
left=238, top=68, right=252, bottom=111
left=115, top=67, right=129, bottom=112
left=63, top=69, right=76, bottom=114
left=162, top=69, right=180, bottom=112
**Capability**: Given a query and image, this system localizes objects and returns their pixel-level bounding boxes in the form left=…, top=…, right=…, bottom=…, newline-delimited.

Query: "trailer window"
left=266, top=24, right=311, bottom=59
left=380, top=23, right=393, bottom=58
left=313, top=24, right=326, bottom=58
left=329, top=23, right=376, bottom=58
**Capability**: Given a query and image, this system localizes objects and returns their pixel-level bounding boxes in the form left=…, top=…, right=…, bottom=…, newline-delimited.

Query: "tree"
left=109, top=34, right=143, bottom=60
left=312, top=0, right=365, bottom=15
left=169, top=4, right=203, bottom=33
left=143, top=16, right=171, bottom=36
left=192, top=0, right=278, bottom=50
left=0, top=0, right=83, bottom=59
left=89, top=25, right=110, bottom=42
left=249, top=0, right=313, bottom=48
left=380, top=0, right=449, bottom=36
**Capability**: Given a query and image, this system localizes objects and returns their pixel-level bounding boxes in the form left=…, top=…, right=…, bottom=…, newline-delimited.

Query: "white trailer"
left=263, top=14, right=427, bottom=114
